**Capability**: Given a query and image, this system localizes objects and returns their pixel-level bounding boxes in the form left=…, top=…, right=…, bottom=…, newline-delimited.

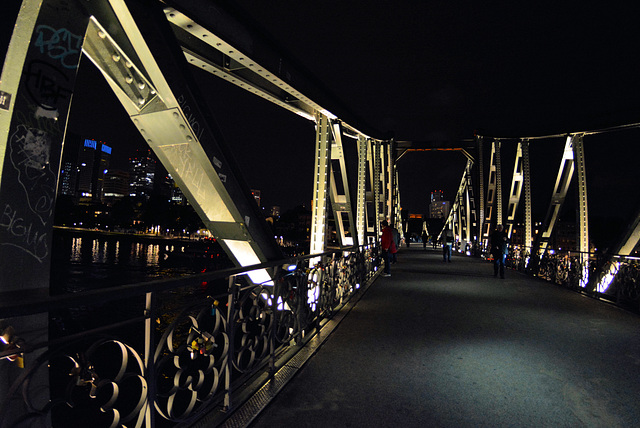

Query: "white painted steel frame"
left=310, top=113, right=332, bottom=256
left=537, top=136, right=576, bottom=254
left=356, top=135, right=368, bottom=246
left=483, top=140, right=501, bottom=244
left=506, top=139, right=532, bottom=249
left=329, top=121, right=357, bottom=247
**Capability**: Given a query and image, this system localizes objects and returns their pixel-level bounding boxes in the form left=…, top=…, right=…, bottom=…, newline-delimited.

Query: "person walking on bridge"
left=380, top=220, right=396, bottom=277
left=442, top=227, right=454, bottom=262
left=490, top=224, right=509, bottom=278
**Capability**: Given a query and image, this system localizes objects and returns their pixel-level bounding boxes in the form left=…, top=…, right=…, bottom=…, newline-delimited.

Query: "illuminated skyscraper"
left=77, top=138, right=112, bottom=203
left=429, top=190, right=450, bottom=219
left=59, top=137, right=112, bottom=203
left=128, top=148, right=156, bottom=199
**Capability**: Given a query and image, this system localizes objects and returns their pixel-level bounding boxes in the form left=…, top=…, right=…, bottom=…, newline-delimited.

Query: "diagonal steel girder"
left=78, top=0, right=285, bottom=284
left=329, top=121, right=358, bottom=247
left=483, top=140, right=502, bottom=245
left=505, top=139, right=532, bottom=249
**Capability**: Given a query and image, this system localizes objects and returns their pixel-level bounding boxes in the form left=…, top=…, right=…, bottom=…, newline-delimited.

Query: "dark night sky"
left=62, top=1, right=640, bottom=218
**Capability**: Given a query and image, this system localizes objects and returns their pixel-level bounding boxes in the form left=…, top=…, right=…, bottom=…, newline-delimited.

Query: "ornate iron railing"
left=0, top=245, right=379, bottom=427
left=497, top=245, right=640, bottom=312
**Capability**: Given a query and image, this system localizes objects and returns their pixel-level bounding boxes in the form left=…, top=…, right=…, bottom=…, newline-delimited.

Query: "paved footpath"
left=248, top=246, right=640, bottom=428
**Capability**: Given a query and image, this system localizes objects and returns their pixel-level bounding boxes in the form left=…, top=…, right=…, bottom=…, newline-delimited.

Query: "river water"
left=50, top=228, right=231, bottom=294
left=48, top=229, right=233, bottom=339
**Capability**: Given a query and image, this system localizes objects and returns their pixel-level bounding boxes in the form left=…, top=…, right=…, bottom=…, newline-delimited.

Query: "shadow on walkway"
left=249, top=246, right=640, bottom=428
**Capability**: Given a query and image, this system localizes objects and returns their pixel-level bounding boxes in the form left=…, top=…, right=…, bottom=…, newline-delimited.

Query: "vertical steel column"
left=495, top=140, right=503, bottom=227
left=388, top=139, right=396, bottom=227
left=393, top=168, right=402, bottom=236
left=522, top=139, right=532, bottom=251
left=572, top=134, right=589, bottom=287
left=310, top=113, right=332, bottom=256
left=356, top=135, right=368, bottom=247
left=382, top=141, right=391, bottom=223
left=366, top=138, right=377, bottom=242
left=572, top=134, right=589, bottom=254
left=476, top=136, right=485, bottom=245
left=0, top=2, right=89, bottom=423
left=373, top=140, right=382, bottom=229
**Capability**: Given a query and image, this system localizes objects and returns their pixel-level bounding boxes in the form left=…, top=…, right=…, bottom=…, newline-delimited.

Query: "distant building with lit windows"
left=429, top=190, right=450, bottom=219
left=102, top=169, right=130, bottom=205
left=128, top=148, right=156, bottom=199
left=60, top=137, right=111, bottom=204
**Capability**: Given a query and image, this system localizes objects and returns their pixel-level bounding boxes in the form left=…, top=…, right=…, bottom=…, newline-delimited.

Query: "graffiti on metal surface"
left=24, top=60, right=72, bottom=112
left=161, top=143, right=207, bottom=200
left=0, top=204, right=49, bottom=262
left=177, top=94, right=205, bottom=141
left=34, top=25, right=82, bottom=69
left=9, top=125, right=56, bottom=225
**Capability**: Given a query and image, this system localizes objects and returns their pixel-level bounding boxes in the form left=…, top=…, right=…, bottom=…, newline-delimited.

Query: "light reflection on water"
left=51, top=232, right=200, bottom=294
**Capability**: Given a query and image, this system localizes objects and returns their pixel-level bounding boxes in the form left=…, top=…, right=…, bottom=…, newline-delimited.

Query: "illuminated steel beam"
left=476, top=136, right=485, bottom=245
left=366, top=138, right=379, bottom=242
left=506, top=139, right=532, bottom=249
left=571, top=134, right=590, bottom=288
left=310, top=113, right=332, bottom=256
left=356, top=135, right=368, bottom=246
left=393, top=168, right=402, bottom=236
left=465, top=160, right=476, bottom=243
left=483, top=140, right=501, bottom=243
left=442, top=159, right=473, bottom=245
left=537, top=135, right=575, bottom=254
left=329, top=121, right=357, bottom=247
left=373, top=140, right=382, bottom=230
left=80, top=1, right=284, bottom=285
left=572, top=135, right=589, bottom=254
left=380, top=141, right=390, bottom=224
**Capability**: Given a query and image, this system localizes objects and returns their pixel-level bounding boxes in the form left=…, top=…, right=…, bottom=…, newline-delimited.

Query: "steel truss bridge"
left=1, top=0, right=640, bottom=426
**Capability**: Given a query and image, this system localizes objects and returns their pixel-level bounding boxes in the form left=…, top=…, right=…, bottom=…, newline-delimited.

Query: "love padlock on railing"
left=188, top=325, right=218, bottom=359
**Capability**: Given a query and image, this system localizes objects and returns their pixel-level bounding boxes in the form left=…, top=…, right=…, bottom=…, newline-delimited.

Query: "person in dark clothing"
left=442, top=228, right=454, bottom=262
left=391, top=227, right=400, bottom=263
left=380, top=220, right=396, bottom=276
left=421, top=231, right=428, bottom=250
left=490, top=224, right=509, bottom=278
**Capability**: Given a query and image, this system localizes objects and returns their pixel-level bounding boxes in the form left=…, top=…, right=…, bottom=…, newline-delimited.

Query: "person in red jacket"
left=380, top=220, right=396, bottom=277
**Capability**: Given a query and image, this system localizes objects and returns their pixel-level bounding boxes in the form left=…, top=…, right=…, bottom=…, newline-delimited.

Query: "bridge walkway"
left=245, top=245, right=640, bottom=427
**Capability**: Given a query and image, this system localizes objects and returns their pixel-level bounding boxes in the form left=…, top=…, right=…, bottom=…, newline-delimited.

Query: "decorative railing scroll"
left=0, top=245, right=379, bottom=428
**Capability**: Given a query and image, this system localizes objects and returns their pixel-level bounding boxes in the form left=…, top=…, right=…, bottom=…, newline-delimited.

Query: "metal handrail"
left=0, top=244, right=380, bottom=428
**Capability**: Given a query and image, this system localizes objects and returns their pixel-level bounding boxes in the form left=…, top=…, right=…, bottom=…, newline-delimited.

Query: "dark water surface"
left=48, top=228, right=232, bottom=339
left=50, top=228, right=229, bottom=293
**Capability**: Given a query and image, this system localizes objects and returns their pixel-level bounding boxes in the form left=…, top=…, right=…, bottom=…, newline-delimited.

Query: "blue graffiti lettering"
left=34, top=25, right=82, bottom=69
